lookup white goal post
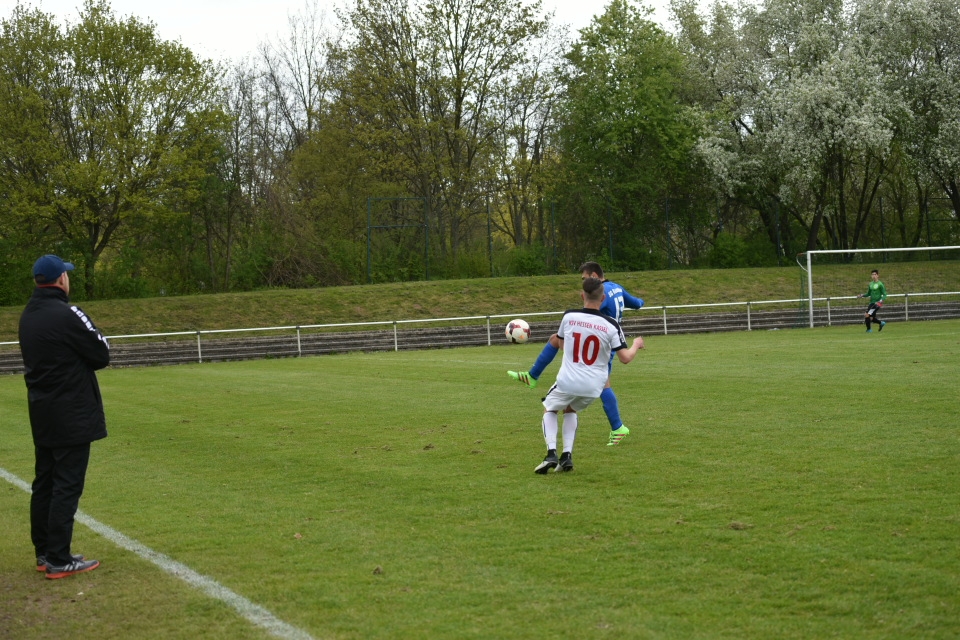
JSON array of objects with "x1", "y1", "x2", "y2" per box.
[{"x1": 799, "y1": 246, "x2": 960, "y2": 328}]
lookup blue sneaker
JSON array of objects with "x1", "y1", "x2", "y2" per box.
[
  {"x1": 866, "y1": 329, "x2": 872, "y2": 333},
  {"x1": 878, "y1": 321, "x2": 886, "y2": 332}
]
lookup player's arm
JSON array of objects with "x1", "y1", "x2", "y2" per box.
[
  {"x1": 616, "y1": 337, "x2": 644, "y2": 364},
  {"x1": 548, "y1": 333, "x2": 562, "y2": 349},
  {"x1": 622, "y1": 291, "x2": 644, "y2": 309},
  {"x1": 879, "y1": 283, "x2": 887, "y2": 302}
]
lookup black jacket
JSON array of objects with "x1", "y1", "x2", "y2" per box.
[{"x1": 18, "y1": 286, "x2": 111, "y2": 448}]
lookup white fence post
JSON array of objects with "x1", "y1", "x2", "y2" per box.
[
  {"x1": 807, "y1": 251, "x2": 814, "y2": 328},
  {"x1": 747, "y1": 302, "x2": 751, "y2": 331},
  {"x1": 196, "y1": 331, "x2": 202, "y2": 363}
]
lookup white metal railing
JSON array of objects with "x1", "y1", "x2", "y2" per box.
[
  {"x1": 813, "y1": 291, "x2": 960, "y2": 326},
  {"x1": 2, "y1": 292, "x2": 958, "y2": 363}
]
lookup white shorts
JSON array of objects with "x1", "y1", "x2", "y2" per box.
[{"x1": 542, "y1": 385, "x2": 598, "y2": 413}]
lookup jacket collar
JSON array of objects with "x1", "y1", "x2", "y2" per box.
[{"x1": 32, "y1": 286, "x2": 70, "y2": 303}]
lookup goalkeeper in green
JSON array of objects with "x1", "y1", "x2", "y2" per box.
[{"x1": 857, "y1": 269, "x2": 887, "y2": 332}]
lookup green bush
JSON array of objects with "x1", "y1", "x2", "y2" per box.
[
  {"x1": 709, "y1": 233, "x2": 749, "y2": 268},
  {"x1": 0, "y1": 241, "x2": 36, "y2": 306},
  {"x1": 432, "y1": 246, "x2": 492, "y2": 280},
  {"x1": 709, "y1": 232, "x2": 780, "y2": 269},
  {"x1": 500, "y1": 244, "x2": 551, "y2": 276}
]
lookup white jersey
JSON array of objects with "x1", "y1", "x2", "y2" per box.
[{"x1": 554, "y1": 308, "x2": 627, "y2": 398}]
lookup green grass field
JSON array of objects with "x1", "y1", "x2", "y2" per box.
[{"x1": 2, "y1": 320, "x2": 959, "y2": 639}]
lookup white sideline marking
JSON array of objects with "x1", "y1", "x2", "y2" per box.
[{"x1": 0, "y1": 466, "x2": 315, "y2": 640}]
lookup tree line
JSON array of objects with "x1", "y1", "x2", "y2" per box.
[{"x1": 1, "y1": 0, "x2": 958, "y2": 303}]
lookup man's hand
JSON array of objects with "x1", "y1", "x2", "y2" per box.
[{"x1": 617, "y1": 336, "x2": 645, "y2": 364}]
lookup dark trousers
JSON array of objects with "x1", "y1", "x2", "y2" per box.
[
  {"x1": 865, "y1": 302, "x2": 881, "y2": 329},
  {"x1": 31, "y1": 443, "x2": 91, "y2": 566}
]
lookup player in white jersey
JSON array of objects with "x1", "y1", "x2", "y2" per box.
[
  {"x1": 509, "y1": 261, "x2": 644, "y2": 446},
  {"x1": 534, "y1": 277, "x2": 645, "y2": 474}
]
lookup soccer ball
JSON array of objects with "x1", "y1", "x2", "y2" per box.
[{"x1": 505, "y1": 319, "x2": 531, "y2": 344}]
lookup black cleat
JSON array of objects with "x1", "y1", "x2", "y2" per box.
[
  {"x1": 534, "y1": 450, "x2": 559, "y2": 474},
  {"x1": 556, "y1": 452, "x2": 574, "y2": 473}
]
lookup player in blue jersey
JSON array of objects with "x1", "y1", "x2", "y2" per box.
[{"x1": 508, "y1": 261, "x2": 645, "y2": 446}]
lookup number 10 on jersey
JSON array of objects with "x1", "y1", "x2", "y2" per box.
[{"x1": 571, "y1": 332, "x2": 601, "y2": 365}]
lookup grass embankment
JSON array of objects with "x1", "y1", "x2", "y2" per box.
[
  {"x1": 0, "y1": 262, "x2": 956, "y2": 341},
  {"x1": 0, "y1": 267, "x2": 802, "y2": 341}
]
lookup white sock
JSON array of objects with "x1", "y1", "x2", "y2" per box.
[
  {"x1": 542, "y1": 412, "x2": 558, "y2": 450},
  {"x1": 562, "y1": 412, "x2": 578, "y2": 453}
]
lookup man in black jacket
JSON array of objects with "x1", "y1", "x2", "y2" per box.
[{"x1": 19, "y1": 255, "x2": 110, "y2": 579}]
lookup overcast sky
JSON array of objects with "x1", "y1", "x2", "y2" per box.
[{"x1": 4, "y1": 0, "x2": 676, "y2": 61}]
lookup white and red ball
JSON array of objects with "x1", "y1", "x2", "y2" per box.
[{"x1": 505, "y1": 318, "x2": 531, "y2": 344}]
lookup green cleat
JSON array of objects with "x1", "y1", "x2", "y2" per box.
[
  {"x1": 607, "y1": 425, "x2": 630, "y2": 446},
  {"x1": 507, "y1": 370, "x2": 538, "y2": 388}
]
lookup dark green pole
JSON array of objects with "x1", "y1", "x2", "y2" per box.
[
  {"x1": 608, "y1": 202, "x2": 613, "y2": 264},
  {"x1": 366, "y1": 198, "x2": 372, "y2": 283},
  {"x1": 551, "y1": 201, "x2": 557, "y2": 274},
  {"x1": 487, "y1": 197, "x2": 493, "y2": 277},
  {"x1": 880, "y1": 196, "x2": 887, "y2": 261},
  {"x1": 665, "y1": 198, "x2": 672, "y2": 270},
  {"x1": 775, "y1": 199, "x2": 782, "y2": 267},
  {"x1": 425, "y1": 197, "x2": 430, "y2": 280}
]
